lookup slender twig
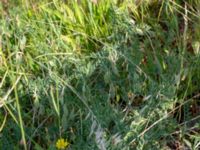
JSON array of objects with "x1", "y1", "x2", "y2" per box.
[{"x1": 129, "y1": 93, "x2": 200, "y2": 145}]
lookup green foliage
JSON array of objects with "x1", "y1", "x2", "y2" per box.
[{"x1": 0, "y1": 0, "x2": 200, "y2": 149}]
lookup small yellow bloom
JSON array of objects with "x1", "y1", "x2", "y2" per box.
[{"x1": 56, "y1": 138, "x2": 69, "y2": 149}]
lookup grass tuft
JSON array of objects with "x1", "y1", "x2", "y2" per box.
[{"x1": 0, "y1": 0, "x2": 200, "y2": 149}]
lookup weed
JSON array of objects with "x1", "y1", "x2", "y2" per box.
[{"x1": 0, "y1": 0, "x2": 200, "y2": 149}]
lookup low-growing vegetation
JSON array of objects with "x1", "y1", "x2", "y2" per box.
[{"x1": 0, "y1": 0, "x2": 200, "y2": 149}]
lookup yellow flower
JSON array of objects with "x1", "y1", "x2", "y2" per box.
[{"x1": 56, "y1": 138, "x2": 69, "y2": 149}]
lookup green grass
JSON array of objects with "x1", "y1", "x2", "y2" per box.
[{"x1": 0, "y1": 0, "x2": 200, "y2": 149}]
